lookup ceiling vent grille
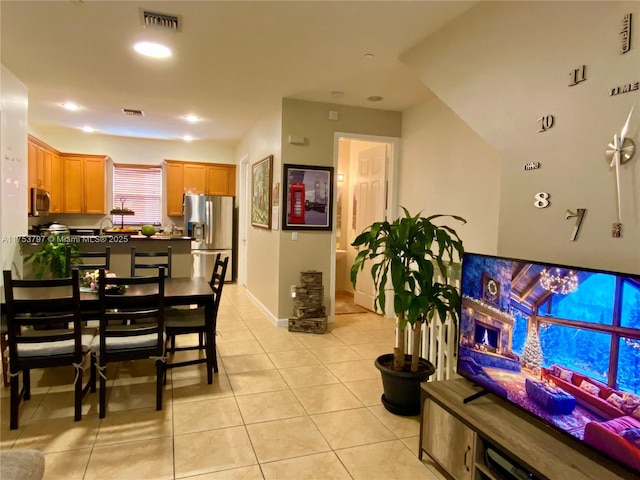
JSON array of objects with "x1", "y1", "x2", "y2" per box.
[
  {"x1": 141, "y1": 10, "x2": 181, "y2": 32},
  {"x1": 122, "y1": 108, "x2": 145, "y2": 117}
]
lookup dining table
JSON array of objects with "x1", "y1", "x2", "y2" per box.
[{"x1": 1, "y1": 276, "x2": 217, "y2": 386}]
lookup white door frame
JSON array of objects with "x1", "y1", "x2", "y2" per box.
[
  {"x1": 331, "y1": 132, "x2": 400, "y2": 319},
  {"x1": 238, "y1": 154, "x2": 250, "y2": 286}
]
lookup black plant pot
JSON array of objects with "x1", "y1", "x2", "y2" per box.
[{"x1": 375, "y1": 353, "x2": 435, "y2": 416}]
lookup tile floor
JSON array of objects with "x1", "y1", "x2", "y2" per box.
[{"x1": 0, "y1": 284, "x2": 445, "y2": 480}]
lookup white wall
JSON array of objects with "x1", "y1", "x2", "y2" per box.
[
  {"x1": 401, "y1": 1, "x2": 640, "y2": 273},
  {"x1": 400, "y1": 98, "x2": 501, "y2": 255},
  {"x1": 277, "y1": 98, "x2": 403, "y2": 320},
  {"x1": 234, "y1": 106, "x2": 283, "y2": 319},
  {"x1": 30, "y1": 125, "x2": 236, "y2": 166},
  {"x1": 0, "y1": 65, "x2": 29, "y2": 280}
]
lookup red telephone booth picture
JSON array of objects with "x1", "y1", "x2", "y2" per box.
[{"x1": 288, "y1": 181, "x2": 305, "y2": 224}]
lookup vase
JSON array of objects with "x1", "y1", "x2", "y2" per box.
[{"x1": 375, "y1": 353, "x2": 435, "y2": 416}]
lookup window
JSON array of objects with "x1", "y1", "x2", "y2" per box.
[
  {"x1": 112, "y1": 164, "x2": 162, "y2": 225},
  {"x1": 543, "y1": 273, "x2": 616, "y2": 325},
  {"x1": 538, "y1": 323, "x2": 610, "y2": 383}
]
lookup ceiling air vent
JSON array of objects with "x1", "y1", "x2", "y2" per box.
[
  {"x1": 122, "y1": 108, "x2": 145, "y2": 117},
  {"x1": 140, "y1": 10, "x2": 181, "y2": 32}
]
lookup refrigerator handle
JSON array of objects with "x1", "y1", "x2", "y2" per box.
[{"x1": 206, "y1": 199, "x2": 213, "y2": 245}]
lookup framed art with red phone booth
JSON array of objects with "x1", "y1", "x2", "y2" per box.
[{"x1": 282, "y1": 164, "x2": 333, "y2": 231}]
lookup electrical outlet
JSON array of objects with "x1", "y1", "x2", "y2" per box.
[{"x1": 291, "y1": 285, "x2": 297, "y2": 298}]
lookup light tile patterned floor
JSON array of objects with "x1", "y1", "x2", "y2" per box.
[{"x1": 0, "y1": 284, "x2": 445, "y2": 480}]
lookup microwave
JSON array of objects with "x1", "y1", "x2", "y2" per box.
[{"x1": 30, "y1": 188, "x2": 50, "y2": 216}]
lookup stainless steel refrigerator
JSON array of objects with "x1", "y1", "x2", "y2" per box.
[{"x1": 184, "y1": 194, "x2": 234, "y2": 282}]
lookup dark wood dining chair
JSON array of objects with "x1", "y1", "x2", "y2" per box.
[
  {"x1": 2, "y1": 269, "x2": 94, "y2": 430},
  {"x1": 65, "y1": 245, "x2": 111, "y2": 277},
  {"x1": 130, "y1": 246, "x2": 172, "y2": 278},
  {"x1": 164, "y1": 254, "x2": 228, "y2": 374},
  {"x1": 90, "y1": 268, "x2": 166, "y2": 418}
]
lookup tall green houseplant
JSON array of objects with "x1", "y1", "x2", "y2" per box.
[{"x1": 351, "y1": 208, "x2": 465, "y2": 373}]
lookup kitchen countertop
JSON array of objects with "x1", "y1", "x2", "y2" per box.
[{"x1": 19, "y1": 234, "x2": 192, "y2": 243}]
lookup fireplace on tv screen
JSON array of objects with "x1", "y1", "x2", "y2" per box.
[{"x1": 457, "y1": 252, "x2": 640, "y2": 475}]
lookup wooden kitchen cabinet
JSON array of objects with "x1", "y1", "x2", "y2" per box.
[
  {"x1": 49, "y1": 152, "x2": 63, "y2": 213},
  {"x1": 166, "y1": 161, "x2": 184, "y2": 216},
  {"x1": 165, "y1": 160, "x2": 236, "y2": 216},
  {"x1": 183, "y1": 163, "x2": 207, "y2": 194},
  {"x1": 28, "y1": 135, "x2": 57, "y2": 212},
  {"x1": 62, "y1": 154, "x2": 106, "y2": 214},
  {"x1": 206, "y1": 164, "x2": 236, "y2": 196}
]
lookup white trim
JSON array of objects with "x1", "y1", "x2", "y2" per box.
[
  {"x1": 331, "y1": 132, "x2": 400, "y2": 319},
  {"x1": 245, "y1": 287, "x2": 283, "y2": 326},
  {"x1": 238, "y1": 154, "x2": 250, "y2": 286}
]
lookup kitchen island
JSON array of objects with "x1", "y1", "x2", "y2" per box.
[{"x1": 20, "y1": 234, "x2": 193, "y2": 278}]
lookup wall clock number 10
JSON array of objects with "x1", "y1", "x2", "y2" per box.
[
  {"x1": 534, "y1": 192, "x2": 550, "y2": 208},
  {"x1": 537, "y1": 115, "x2": 555, "y2": 133}
]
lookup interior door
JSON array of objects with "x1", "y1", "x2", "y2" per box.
[{"x1": 353, "y1": 144, "x2": 387, "y2": 312}]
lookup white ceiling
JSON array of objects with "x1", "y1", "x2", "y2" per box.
[{"x1": 1, "y1": 1, "x2": 477, "y2": 143}]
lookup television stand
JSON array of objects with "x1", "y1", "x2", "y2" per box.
[
  {"x1": 463, "y1": 388, "x2": 490, "y2": 404},
  {"x1": 419, "y1": 379, "x2": 637, "y2": 480}
]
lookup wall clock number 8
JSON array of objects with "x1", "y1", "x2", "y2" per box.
[
  {"x1": 604, "y1": 100, "x2": 636, "y2": 238},
  {"x1": 534, "y1": 192, "x2": 550, "y2": 208}
]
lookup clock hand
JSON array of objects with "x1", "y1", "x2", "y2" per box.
[
  {"x1": 610, "y1": 100, "x2": 636, "y2": 167},
  {"x1": 620, "y1": 99, "x2": 636, "y2": 144},
  {"x1": 613, "y1": 134, "x2": 622, "y2": 223}
]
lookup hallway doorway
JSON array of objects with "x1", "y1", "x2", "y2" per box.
[{"x1": 332, "y1": 133, "x2": 398, "y2": 317}]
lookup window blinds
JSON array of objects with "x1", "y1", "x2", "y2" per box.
[{"x1": 112, "y1": 165, "x2": 162, "y2": 225}]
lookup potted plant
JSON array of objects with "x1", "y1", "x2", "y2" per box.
[
  {"x1": 23, "y1": 235, "x2": 79, "y2": 279},
  {"x1": 350, "y1": 207, "x2": 465, "y2": 415}
]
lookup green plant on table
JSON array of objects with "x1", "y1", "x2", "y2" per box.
[
  {"x1": 23, "y1": 235, "x2": 79, "y2": 279},
  {"x1": 350, "y1": 207, "x2": 465, "y2": 373}
]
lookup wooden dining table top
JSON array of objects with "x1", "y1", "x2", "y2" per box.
[{"x1": 1, "y1": 276, "x2": 213, "y2": 307}]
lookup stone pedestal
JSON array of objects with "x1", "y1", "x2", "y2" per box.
[{"x1": 288, "y1": 270, "x2": 327, "y2": 334}]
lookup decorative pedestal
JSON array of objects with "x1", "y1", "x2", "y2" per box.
[{"x1": 288, "y1": 270, "x2": 327, "y2": 334}]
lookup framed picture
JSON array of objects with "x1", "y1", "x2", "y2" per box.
[
  {"x1": 251, "y1": 155, "x2": 273, "y2": 229},
  {"x1": 282, "y1": 164, "x2": 334, "y2": 231}
]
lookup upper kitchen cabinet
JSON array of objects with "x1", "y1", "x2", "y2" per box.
[
  {"x1": 183, "y1": 163, "x2": 207, "y2": 194},
  {"x1": 62, "y1": 154, "x2": 107, "y2": 214},
  {"x1": 165, "y1": 160, "x2": 236, "y2": 216},
  {"x1": 166, "y1": 161, "x2": 184, "y2": 216},
  {"x1": 27, "y1": 135, "x2": 60, "y2": 212},
  {"x1": 49, "y1": 152, "x2": 63, "y2": 213},
  {"x1": 206, "y1": 164, "x2": 236, "y2": 196}
]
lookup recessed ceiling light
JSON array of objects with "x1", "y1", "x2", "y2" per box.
[
  {"x1": 363, "y1": 53, "x2": 375, "y2": 59},
  {"x1": 133, "y1": 41, "x2": 171, "y2": 58},
  {"x1": 182, "y1": 135, "x2": 193, "y2": 142},
  {"x1": 185, "y1": 114, "x2": 199, "y2": 123},
  {"x1": 81, "y1": 126, "x2": 94, "y2": 133},
  {"x1": 61, "y1": 102, "x2": 80, "y2": 111},
  {"x1": 367, "y1": 96, "x2": 383, "y2": 102},
  {"x1": 331, "y1": 91, "x2": 344, "y2": 98}
]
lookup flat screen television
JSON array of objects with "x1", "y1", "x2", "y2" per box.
[{"x1": 456, "y1": 252, "x2": 640, "y2": 474}]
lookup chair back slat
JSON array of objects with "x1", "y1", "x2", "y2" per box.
[
  {"x1": 98, "y1": 268, "x2": 165, "y2": 359},
  {"x1": 65, "y1": 246, "x2": 111, "y2": 276},
  {"x1": 130, "y1": 246, "x2": 172, "y2": 278},
  {"x1": 2, "y1": 270, "x2": 83, "y2": 362}
]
